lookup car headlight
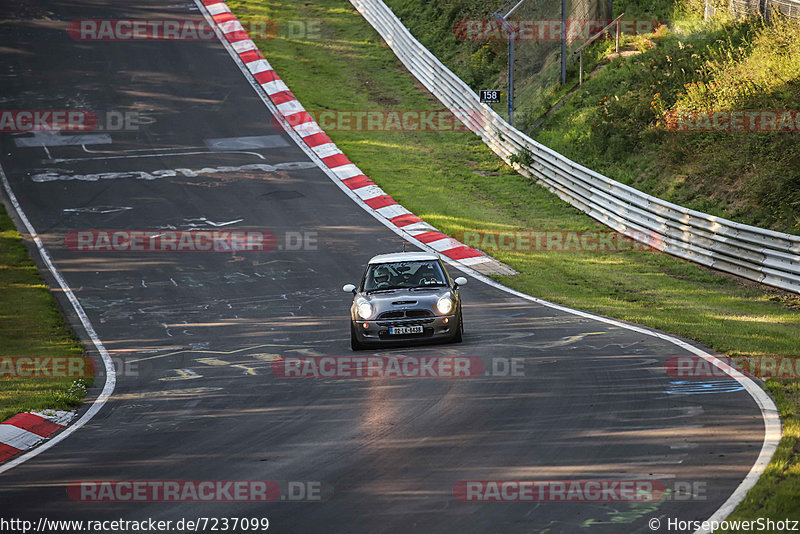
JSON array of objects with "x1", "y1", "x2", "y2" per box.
[
  {"x1": 436, "y1": 296, "x2": 453, "y2": 315},
  {"x1": 356, "y1": 300, "x2": 374, "y2": 320}
]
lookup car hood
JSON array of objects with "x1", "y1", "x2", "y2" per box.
[{"x1": 359, "y1": 287, "x2": 452, "y2": 311}]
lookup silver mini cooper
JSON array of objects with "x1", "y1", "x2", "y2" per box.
[{"x1": 343, "y1": 252, "x2": 467, "y2": 350}]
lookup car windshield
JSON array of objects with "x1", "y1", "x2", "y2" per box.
[{"x1": 363, "y1": 260, "x2": 447, "y2": 292}]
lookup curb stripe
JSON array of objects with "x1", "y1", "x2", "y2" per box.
[
  {"x1": 342, "y1": 175, "x2": 373, "y2": 189},
  {"x1": 262, "y1": 80, "x2": 290, "y2": 95},
  {"x1": 426, "y1": 237, "x2": 461, "y2": 252},
  {"x1": 330, "y1": 164, "x2": 363, "y2": 180},
  {"x1": 302, "y1": 132, "x2": 333, "y2": 147},
  {"x1": 439, "y1": 246, "x2": 484, "y2": 260},
  {"x1": 310, "y1": 143, "x2": 341, "y2": 159},
  {"x1": 401, "y1": 223, "x2": 437, "y2": 236},
  {"x1": 218, "y1": 20, "x2": 244, "y2": 34},
  {"x1": 212, "y1": 12, "x2": 236, "y2": 23},
  {"x1": 271, "y1": 91, "x2": 299, "y2": 106},
  {"x1": 321, "y1": 153, "x2": 351, "y2": 168},
  {"x1": 277, "y1": 100, "x2": 305, "y2": 115},
  {"x1": 284, "y1": 111, "x2": 314, "y2": 127},
  {"x1": 0, "y1": 425, "x2": 51, "y2": 451},
  {"x1": 352, "y1": 185, "x2": 385, "y2": 200},
  {"x1": 253, "y1": 70, "x2": 280, "y2": 85},
  {"x1": 206, "y1": 3, "x2": 230, "y2": 15},
  {"x1": 246, "y1": 59, "x2": 272, "y2": 74},
  {"x1": 231, "y1": 40, "x2": 257, "y2": 53},
  {"x1": 0, "y1": 444, "x2": 22, "y2": 463},
  {"x1": 3, "y1": 413, "x2": 64, "y2": 438},
  {"x1": 364, "y1": 195, "x2": 396, "y2": 210},
  {"x1": 295, "y1": 122, "x2": 325, "y2": 137},
  {"x1": 238, "y1": 49, "x2": 264, "y2": 64},
  {"x1": 390, "y1": 214, "x2": 424, "y2": 227},
  {"x1": 414, "y1": 231, "x2": 448, "y2": 244},
  {"x1": 0, "y1": 411, "x2": 74, "y2": 464},
  {"x1": 375, "y1": 204, "x2": 411, "y2": 219}
]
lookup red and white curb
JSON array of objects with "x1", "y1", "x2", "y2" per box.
[
  {"x1": 0, "y1": 411, "x2": 75, "y2": 463},
  {"x1": 200, "y1": 0, "x2": 514, "y2": 276}
]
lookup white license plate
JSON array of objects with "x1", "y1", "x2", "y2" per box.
[{"x1": 389, "y1": 325, "x2": 423, "y2": 335}]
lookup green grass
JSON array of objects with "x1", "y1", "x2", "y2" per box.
[
  {"x1": 229, "y1": 0, "x2": 800, "y2": 521},
  {"x1": 721, "y1": 380, "x2": 800, "y2": 528},
  {"x1": 534, "y1": 10, "x2": 800, "y2": 234},
  {"x1": 0, "y1": 203, "x2": 90, "y2": 421}
]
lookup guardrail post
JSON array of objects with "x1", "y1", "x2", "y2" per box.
[
  {"x1": 579, "y1": 50, "x2": 583, "y2": 85},
  {"x1": 508, "y1": 34, "x2": 514, "y2": 125}
]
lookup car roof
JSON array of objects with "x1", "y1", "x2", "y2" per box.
[{"x1": 368, "y1": 252, "x2": 440, "y2": 265}]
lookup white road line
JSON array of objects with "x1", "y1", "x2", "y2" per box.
[
  {"x1": 49, "y1": 150, "x2": 266, "y2": 163},
  {"x1": 0, "y1": 164, "x2": 117, "y2": 475}
]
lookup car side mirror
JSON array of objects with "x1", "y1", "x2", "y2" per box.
[
  {"x1": 343, "y1": 284, "x2": 357, "y2": 294},
  {"x1": 454, "y1": 277, "x2": 467, "y2": 288}
]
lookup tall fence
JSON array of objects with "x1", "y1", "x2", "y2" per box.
[
  {"x1": 707, "y1": 0, "x2": 800, "y2": 20},
  {"x1": 495, "y1": 0, "x2": 608, "y2": 127},
  {"x1": 350, "y1": 0, "x2": 800, "y2": 294}
]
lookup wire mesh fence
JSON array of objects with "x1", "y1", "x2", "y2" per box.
[
  {"x1": 709, "y1": 0, "x2": 800, "y2": 20},
  {"x1": 488, "y1": 0, "x2": 609, "y2": 129}
]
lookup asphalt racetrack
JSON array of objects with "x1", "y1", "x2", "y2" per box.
[{"x1": 0, "y1": 1, "x2": 768, "y2": 532}]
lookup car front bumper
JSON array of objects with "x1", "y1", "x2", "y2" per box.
[{"x1": 352, "y1": 315, "x2": 457, "y2": 344}]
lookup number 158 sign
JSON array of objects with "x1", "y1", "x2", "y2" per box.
[{"x1": 479, "y1": 90, "x2": 501, "y2": 104}]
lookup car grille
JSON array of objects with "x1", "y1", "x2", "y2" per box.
[
  {"x1": 377, "y1": 310, "x2": 434, "y2": 320},
  {"x1": 377, "y1": 319, "x2": 435, "y2": 326}
]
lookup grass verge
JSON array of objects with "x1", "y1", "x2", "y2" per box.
[
  {"x1": 0, "y1": 202, "x2": 91, "y2": 422},
  {"x1": 229, "y1": 0, "x2": 799, "y2": 521}
]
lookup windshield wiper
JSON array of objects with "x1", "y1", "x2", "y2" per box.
[{"x1": 365, "y1": 286, "x2": 405, "y2": 293}]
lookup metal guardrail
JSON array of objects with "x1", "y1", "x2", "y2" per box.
[{"x1": 350, "y1": 0, "x2": 800, "y2": 294}]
